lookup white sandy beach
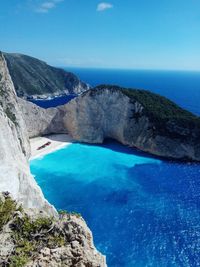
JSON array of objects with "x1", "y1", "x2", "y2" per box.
[{"x1": 30, "y1": 134, "x2": 73, "y2": 160}]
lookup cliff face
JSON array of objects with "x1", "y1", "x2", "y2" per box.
[
  {"x1": 20, "y1": 86, "x2": 200, "y2": 161},
  {"x1": 61, "y1": 86, "x2": 200, "y2": 161},
  {"x1": 3, "y1": 52, "x2": 90, "y2": 99},
  {"x1": 0, "y1": 52, "x2": 56, "y2": 215},
  {"x1": 18, "y1": 98, "x2": 66, "y2": 138},
  {"x1": 0, "y1": 53, "x2": 106, "y2": 267}
]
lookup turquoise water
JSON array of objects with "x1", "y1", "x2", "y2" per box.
[{"x1": 30, "y1": 142, "x2": 200, "y2": 267}]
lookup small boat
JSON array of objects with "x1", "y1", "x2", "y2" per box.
[{"x1": 37, "y1": 141, "x2": 51, "y2": 150}]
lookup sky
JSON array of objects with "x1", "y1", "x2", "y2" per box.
[{"x1": 0, "y1": 0, "x2": 200, "y2": 70}]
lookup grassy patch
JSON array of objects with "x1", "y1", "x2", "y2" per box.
[
  {"x1": 0, "y1": 196, "x2": 84, "y2": 267},
  {"x1": 0, "y1": 195, "x2": 18, "y2": 230},
  {"x1": 58, "y1": 209, "x2": 81, "y2": 218}
]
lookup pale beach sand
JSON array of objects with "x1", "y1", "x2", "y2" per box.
[{"x1": 30, "y1": 134, "x2": 73, "y2": 160}]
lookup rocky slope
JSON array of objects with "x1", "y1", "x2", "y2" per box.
[
  {"x1": 20, "y1": 85, "x2": 200, "y2": 161},
  {"x1": 0, "y1": 53, "x2": 106, "y2": 266},
  {"x1": 3, "y1": 52, "x2": 90, "y2": 99},
  {"x1": 0, "y1": 194, "x2": 106, "y2": 267}
]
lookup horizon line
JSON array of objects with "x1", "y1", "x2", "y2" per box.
[{"x1": 55, "y1": 65, "x2": 200, "y2": 73}]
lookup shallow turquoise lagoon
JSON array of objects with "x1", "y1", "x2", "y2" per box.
[{"x1": 30, "y1": 142, "x2": 200, "y2": 267}]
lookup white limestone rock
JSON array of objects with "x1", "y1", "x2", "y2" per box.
[{"x1": 0, "y1": 52, "x2": 56, "y2": 216}]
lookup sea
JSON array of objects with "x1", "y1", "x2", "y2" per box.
[
  {"x1": 30, "y1": 69, "x2": 200, "y2": 267},
  {"x1": 33, "y1": 68, "x2": 200, "y2": 116}
]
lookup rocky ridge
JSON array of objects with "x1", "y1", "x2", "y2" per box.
[{"x1": 3, "y1": 52, "x2": 90, "y2": 99}]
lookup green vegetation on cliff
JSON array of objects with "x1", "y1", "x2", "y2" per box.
[
  {"x1": 3, "y1": 52, "x2": 89, "y2": 97},
  {"x1": 0, "y1": 195, "x2": 81, "y2": 267},
  {"x1": 95, "y1": 85, "x2": 200, "y2": 138}
]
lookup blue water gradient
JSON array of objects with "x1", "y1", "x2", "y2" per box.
[
  {"x1": 30, "y1": 142, "x2": 200, "y2": 267},
  {"x1": 31, "y1": 69, "x2": 200, "y2": 115},
  {"x1": 66, "y1": 68, "x2": 200, "y2": 116}
]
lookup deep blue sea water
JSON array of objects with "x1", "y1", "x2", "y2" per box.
[
  {"x1": 30, "y1": 142, "x2": 200, "y2": 267},
  {"x1": 32, "y1": 69, "x2": 200, "y2": 115},
  {"x1": 29, "y1": 94, "x2": 76, "y2": 108}
]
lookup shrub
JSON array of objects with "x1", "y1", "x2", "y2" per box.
[{"x1": 0, "y1": 196, "x2": 17, "y2": 230}]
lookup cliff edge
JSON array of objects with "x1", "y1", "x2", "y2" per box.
[
  {"x1": 61, "y1": 86, "x2": 200, "y2": 161},
  {"x1": 20, "y1": 85, "x2": 200, "y2": 161},
  {"x1": 0, "y1": 53, "x2": 106, "y2": 266},
  {"x1": 0, "y1": 52, "x2": 55, "y2": 215}
]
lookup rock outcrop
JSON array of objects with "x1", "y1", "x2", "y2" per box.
[
  {"x1": 61, "y1": 86, "x2": 200, "y2": 161},
  {"x1": 20, "y1": 85, "x2": 200, "y2": 161},
  {"x1": 3, "y1": 52, "x2": 90, "y2": 99},
  {"x1": 18, "y1": 98, "x2": 66, "y2": 138},
  {"x1": 0, "y1": 195, "x2": 106, "y2": 267},
  {"x1": 25, "y1": 215, "x2": 106, "y2": 267}
]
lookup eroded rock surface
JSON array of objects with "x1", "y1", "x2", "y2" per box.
[
  {"x1": 0, "y1": 195, "x2": 106, "y2": 267},
  {"x1": 20, "y1": 85, "x2": 200, "y2": 161},
  {"x1": 0, "y1": 52, "x2": 106, "y2": 267},
  {"x1": 0, "y1": 53, "x2": 55, "y2": 215},
  {"x1": 59, "y1": 87, "x2": 200, "y2": 161}
]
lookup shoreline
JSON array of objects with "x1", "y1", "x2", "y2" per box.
[{"x1": 30, "y1": 134, "x2": 73, "y2": 160}]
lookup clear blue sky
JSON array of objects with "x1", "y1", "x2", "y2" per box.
[{"x1": 1, "y1": 0, "x2": 200, "y2": 70}]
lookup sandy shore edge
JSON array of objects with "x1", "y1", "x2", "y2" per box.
[{"x1": 30, "y1": 134, "x2": 73, "y2": 160}]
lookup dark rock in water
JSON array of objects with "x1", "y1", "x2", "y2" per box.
[{"x1": 3, "y1": 52, "x2": 90, "y2": 99}]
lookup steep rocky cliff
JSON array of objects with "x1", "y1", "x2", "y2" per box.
[
  {"x1": 0, "y1": 53, "x2": 106, "y2": 266},
  {"x1": 3, "y1": 52, "x2": 90, "y2": 99},
  {"x1": 0, "y1": 52, "x2": 55, "y2": 215},
  {"x1": 20, "y1": 85, "x2": 200, "y2": 161},
  {"x1": 61, "y1": 86, "x2": 200, "y2": 161},
  {"x1": 18, "y1": 98, "x2": 66, "y2": 138}
]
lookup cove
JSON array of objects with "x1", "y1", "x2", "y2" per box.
[{"x1": 30, "y1": 141, "x2": 200, "y2": 267}]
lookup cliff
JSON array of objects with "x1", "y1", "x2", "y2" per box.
[
  {"x1": 20, "y1": 85, "x2": 200, "y2": 161},
  {"x1": 3, "y1": 52, "x2": 90, "y2": 99},
  {"x1": 0, "y1": 194, "x2": 106, "y2": 266},
  {"x1": 18, "y1": 98, "x2": 66, "y2": 138},
  {"x1": 61, "y1": 86, "x2": 200, "y2": 161},
  {"x1": 0, "y1": 53, "x2": 106, "y2": 266},
  {"x1": 0, "y1": 52, "x2": 55, "y2": 215}
]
